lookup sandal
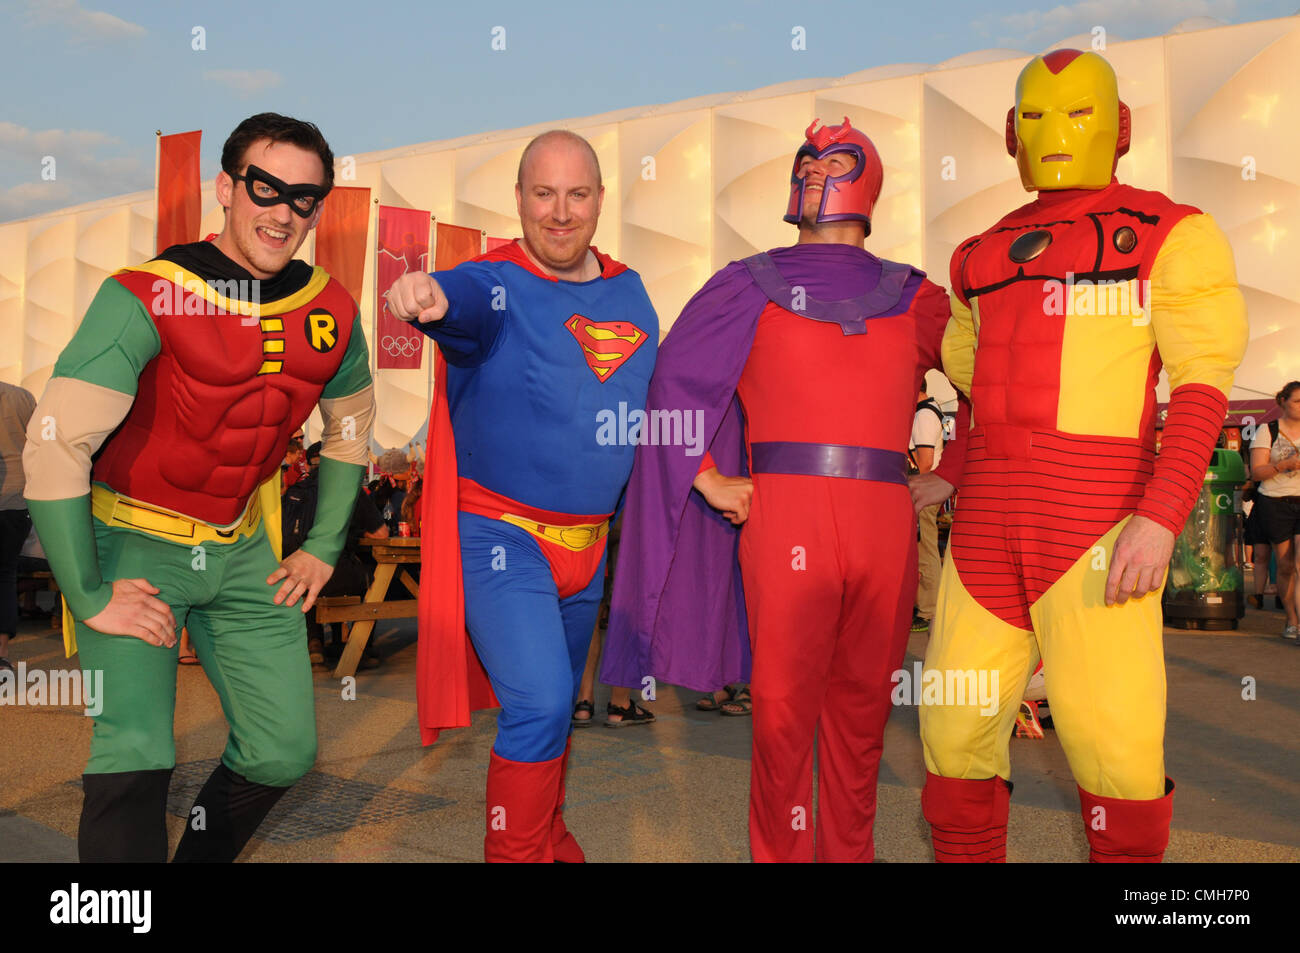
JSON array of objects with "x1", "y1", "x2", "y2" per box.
[
  {"x1": 719, "y1": 685, "x2": 752, "y2": 717},
  {"x1": 697, "y1": 683, "x2": 742, "y2": 711},
  {"x1": 605, "y1": 699, "x2": 655, "y2": 728},
  {"x1": 572, "y1": 699, "x2": 595, "y2": 727}
]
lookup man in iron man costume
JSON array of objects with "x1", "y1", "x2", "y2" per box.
[
  {"x1": 603, "y1": 118, "x2": 968, "y2": 861},
  {"x1": 23, "y1": 113, "x2": 375, "y2": 862},
  {"x1": 911, "y1": 50, "x2": 1247, "y2": 862}
]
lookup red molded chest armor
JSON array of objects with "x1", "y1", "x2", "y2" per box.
[
  {"x1": 950, "y1": 183, "x2": 1196, "y2": 431},
  {"x1": 94, "y1": 265, "x2": 357, "y2": 525}
]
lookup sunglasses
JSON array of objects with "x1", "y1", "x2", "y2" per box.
[{"x1": 229, "y1": 164, "x2": 328, "y2": 217}]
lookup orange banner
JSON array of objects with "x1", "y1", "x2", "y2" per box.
[
  {"x1": 435, "y1": 222, "x2": 483, "y2": 270},
  {"x1": 315, "y1": 186, "x2": 371, "y2": 304},
  {"x1": 155, "y1": 130, "x2": 201, "y2": 254}
]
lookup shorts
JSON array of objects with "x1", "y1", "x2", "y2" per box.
[{"x1": 1253, "y1": 492, "x2": 1300, "y2": 546}]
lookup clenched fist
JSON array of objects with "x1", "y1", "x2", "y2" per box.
[{"x1": 385, "y1": 272, "x2": 449, "y2": 323}]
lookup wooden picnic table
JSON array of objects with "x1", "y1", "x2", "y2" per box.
[{"x1": 319, "y1": 536, "x2": 421, "y2": 679}]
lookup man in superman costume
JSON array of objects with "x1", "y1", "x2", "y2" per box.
[
  {"x1": 23, "y1": 114, "x2": 375, "y2": 862},
  {"x1": 601, "y1": 118, "x2": 969, "y2": 862},
  {"x1": 387, "y1": 130, "x2": 657, "y2": 862},
  {"x1": 911, "y1": 50, "x2": 1247, "y2": 862}
]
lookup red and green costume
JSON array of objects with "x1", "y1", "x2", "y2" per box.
[{"x1": 24, "y1": 241, "x2": 374, "y2": 862}]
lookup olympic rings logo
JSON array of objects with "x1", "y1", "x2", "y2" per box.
[{"x1": 381, "y1": 335, "x2": 422, "y2": 358}]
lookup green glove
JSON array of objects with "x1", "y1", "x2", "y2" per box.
[
  {"x1": 298, "y1": 457, "x2": 364, "y2": 569},
  {"x1": 26, "y1": 496, "x2": 113, "y2": 620}
]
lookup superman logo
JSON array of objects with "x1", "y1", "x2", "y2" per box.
[{"x1": 565, "y1": 313, "x2": 648, "y2": 381}]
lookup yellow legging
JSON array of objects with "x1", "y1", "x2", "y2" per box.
[{"x1": 920, "y1": 517, "x2": 1167, "y2": 800}]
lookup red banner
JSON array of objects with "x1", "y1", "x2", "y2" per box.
[
  {"x1": 485, "y1": 235, "x2": 513, "y2": 253},
  {"x1": 156, "y1": 130, "x2": 201, "y2": 254},
  {"x1": 375, "y1": 206, "x2": 432, "y2": 370},
  {"x1": 315, "y1": 186, "x2": 371, "y2": 305},
  {"x1": 435, "y1": 222, "x2": 484, "y2": 270}
]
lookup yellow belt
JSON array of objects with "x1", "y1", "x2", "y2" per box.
[
  {"x1": 90, "y1": 484, "x2": 262, "y2": 545},
  {"x1": 496, "y1": 513, "x2": 609, "y2": 552}
]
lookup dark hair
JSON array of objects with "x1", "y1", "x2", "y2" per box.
[
  {"x1": 306, "y1": 441, "x2": 323, "y2": 461},
  {"x1": 919, "y1": 378, "x2": 928, "y2": 394},
  {"x1": 222, "y1": 113, "x2": 334, "y2": 192},
  {"x1": 1278, "y1": 381, "x2": 1300, "y2": 406}
]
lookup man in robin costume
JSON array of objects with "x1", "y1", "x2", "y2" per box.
[
  {"x1": 911, "y1": 50, "x2": 1248, "y2": 862},
  {"x1": 386, "y1": 130, "x2": 657, "y2": 862},
  {"x1": 23, "y1": 113, "x2": 375, "y2": 862},
  {"x1": 601, "y1": 117, "x2": 968, "y2": 862}
]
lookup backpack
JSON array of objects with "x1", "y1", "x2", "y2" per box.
[
  {"x1": 908, "y1": 399, "x2": 945, "y2": 472},
  {"x1": 281, "y1": 474, "x2": 319, "y2": 558}
]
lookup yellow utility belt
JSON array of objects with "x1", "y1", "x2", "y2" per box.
[
  {"x1": 90, "y1": 484, "x2": 262, "y2": 545},
  {"x1": 496, "y1": 513, "x2": 609, "y2": 552}
]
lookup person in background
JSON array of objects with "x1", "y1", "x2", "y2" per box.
[
  {"x1": 281, "y1": 430, "x2": 308, "y2": 494},
  {"x1": 285, "y1": 441, "x2": 389, "y2": 665},
  {"x1": 572, "y1": 520, "x2": 656, "y2": 727},
  {"x1": 910, "y1": 378, "x2": 946, "y2": 633},
  {"x1": 0, "y1": 380, "x2": 36, "y2": 673},
  {"x1": 1249, "y1": 381, "x2": 1300, "y2": 640},
  {"x1": 1241, "y1": 478, "x2": 1274, "y2": 611}
]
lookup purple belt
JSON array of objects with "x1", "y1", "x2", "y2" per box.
[{"x1": 749, "y1": 441, "x2": 907, "y2": 485}]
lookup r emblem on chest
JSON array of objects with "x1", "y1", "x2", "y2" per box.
[
  {"x1": 1008, "y1": 229, "x2": 1052, "y2": 263},
  {"x1": 306, "y1": 309, "x2": 338, "y2": 353}
]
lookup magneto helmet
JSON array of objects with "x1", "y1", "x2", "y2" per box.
[
  {"x1": 784, "y1": 117, "x2": 884, "y2": 232},
  {"x1": 1006, "y1": 49, "x2": 1131, "y2": 191}
]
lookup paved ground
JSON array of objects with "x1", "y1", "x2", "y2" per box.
[{"x1": 2, "y1": 596, "x2": 1297, "y2": 863}]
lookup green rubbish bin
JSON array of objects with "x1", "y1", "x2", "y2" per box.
[{"x1": 1163, "y1": 447, "x2": 1247, "y2": 630}]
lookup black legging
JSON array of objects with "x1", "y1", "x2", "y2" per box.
[{"x1": 0, "y1": 509, "x2": 31, "y2": 637}]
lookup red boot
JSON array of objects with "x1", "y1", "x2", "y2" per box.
[
  {"x1": 551, "y1": 738, "x2": 585, "y2": 863},
  {"x1": 484, "y1": 750, "x2": 563, "y2": 863},
  {"x1": 1078, "y1": 778, "x2": 1174, "y2": 863},
  {"x1": 922, "y1": 772, "x2": 1011, "y2": 863}
]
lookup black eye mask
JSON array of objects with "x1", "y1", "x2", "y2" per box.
[{"x1": 229, "y1": 164, "x2": 328, "y2": 217}]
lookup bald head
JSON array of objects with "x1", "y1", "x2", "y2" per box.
[{"x1": 517, "y1": 130, "x2": 602, "y2": 190}]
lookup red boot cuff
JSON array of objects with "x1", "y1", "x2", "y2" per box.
[
  {"x1": 922, "y1": 772, "x2": 1011, "y2": 863},
  {"x1": 1078, "y1": 778, "x2": 1174, "y2": 863},
  {"x1": 485, "y1": 750, "x2": 564, "y2": 863}
]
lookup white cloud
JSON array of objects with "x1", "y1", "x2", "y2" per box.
[
  {"x1": 22, "y1": 0, "x2": 146, "y2": 41},
  {"x1": 0, "y1": 121, "x2": 117, "y2": 158},
  {"x1": 0, "y1": 122, "x2": 147, "y2": 223},
  {"x1": 204, "y1": 69, "x2": 284, "y2": 97},
  {"x1": 0, "y1": 181, "x2": 72, "y2": 222},
  {"x1": 972, "y1": 0, "x2": 1236, "y2": 48}
]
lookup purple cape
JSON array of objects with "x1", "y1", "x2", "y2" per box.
[{"x1": 600, "y1": 244, "x2": 925, "y2": 693}]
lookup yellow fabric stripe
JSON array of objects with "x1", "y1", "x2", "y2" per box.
[
  {"x1": 117, "y1": 261, "x2": 331, "y2": 317},
  {"x1": 263, "y1": 339, "x2": 285, "y2": 353},
  {"x1": 940, "y1": 292, "x2": 977, "y2": 399},
  {"x1": 258, "y1": 360, "x2": 283, "y2": 375}
]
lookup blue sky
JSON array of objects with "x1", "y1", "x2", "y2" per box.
[{"x1": 1, "y1": 0, "x2": 1293, "y2": 222}]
